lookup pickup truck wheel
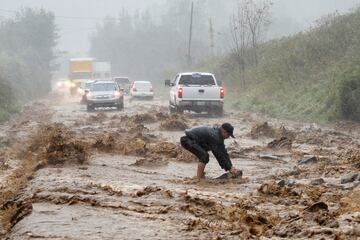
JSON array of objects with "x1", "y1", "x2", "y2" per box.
[
  {"x1": 169, "y1": 105, "x2": 176, "y2": 114},
  {"x1": 117, "y1": 103, "x2": 124, "y2": 111},
  {"x1": 118, "y1": 99, "x2": 124, "y2": 110},
  {"x1": 87, "y1": 105, "x2": 94, "y2": 112},
  {"x1": 80, "y1": 96, "x2": 86, "y2": 104},
  {"x1": 176, "y1": 107, "x2": 183, "y2": 114}
]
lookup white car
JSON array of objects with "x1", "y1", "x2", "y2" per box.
[
  {"x1": 113, "y1": 76, "x2": 131, "y2": 94},
  {"x1": 130, "y1": 81, "x2": 154, "y2": 99}
]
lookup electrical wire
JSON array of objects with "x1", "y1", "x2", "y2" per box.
[{"x1": 0, "y1": 8, "x2": 106, "y2": 21}]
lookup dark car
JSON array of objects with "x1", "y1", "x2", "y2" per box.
[{"x1": 113, "y1": 76, "x2": 131, "y2": 94}]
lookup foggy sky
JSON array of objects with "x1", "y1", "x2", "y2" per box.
[
  {"x1": 0, "y1": 0, "x2": 162, "y2": 56},
  {"x1": 1, "y1": 0, "x2": 359, "y2": 56}
]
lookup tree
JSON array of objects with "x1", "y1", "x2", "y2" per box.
[
  {"x1": 0, "y1": 7, "x2": 57, "y2": 101},
  {"x1": 90, "y1": 1, "x2": 211, "y2": 81},
  {"x1": 229, "y1": 0, "x2": 272, "y2": 89},
  {"x1": 230, "y1": 1, "x2": 250, "y2": 89},
  {"x1": 244, "y1": 0, "x2": 272, "y2": 65}
]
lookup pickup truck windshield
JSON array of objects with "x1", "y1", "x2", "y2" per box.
[
  {"x1": 178, "y1": 75, "x2": 215, "y2": 86},
  {"x1": 91, "y1": 83, "x2": 118, "y2": 91},
  {"x1": 114, "y1": 78, "x2": 130, "y2": 84}
]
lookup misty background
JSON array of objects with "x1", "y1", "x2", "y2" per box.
[
  {"x1": 1, "y1": 0, "x2": 358, "y2": 55},
  {"x1": 1, "y1": 0, "x2": 360, "y2": 122},
  {"x1": 1, "y1": 0, "x2": 360, "y2": 81}
]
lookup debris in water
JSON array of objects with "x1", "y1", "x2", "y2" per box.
[
  {"x1": 267, "y1": 137, "x2": 292, "y2": 149},
  {"x1": 298, "y1": 156, "x2": 318, "y2": 165}
]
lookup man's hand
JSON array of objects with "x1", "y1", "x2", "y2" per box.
[{"x1": 229, "y1": 167, "x2": 242, "y2": 178}]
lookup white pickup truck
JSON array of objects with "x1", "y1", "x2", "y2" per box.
[{"x1": 165, "y1": 72, "x2": 224, "y2": 116}]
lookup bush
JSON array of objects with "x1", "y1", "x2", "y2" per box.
[
  {"x1": 337, "y1": 68, "x2": 360, "y2": 121},
  {"x1": 0, "y1": 80, "x2": 17, "y2": 122},
  {"x1": 201, "y1": 7, "x2": 360, "y2": 123},
  {"x1": 0, "y1": 8, "x2": 57, "y2": 122}
]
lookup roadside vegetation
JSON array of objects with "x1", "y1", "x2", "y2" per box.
[
  {"x1": 0, "y1": 8, "x2": 57, "y2": 122},
  {"x1": 201, "y1": 7, "x2": 360, "y2": 122},
  {"x1": 90, "y1": 0, "x2": 359, "y2": 123}
]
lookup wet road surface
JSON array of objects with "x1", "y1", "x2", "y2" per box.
[{"x1": 1, "y1": 92, "x2": 360, "y2": 239}]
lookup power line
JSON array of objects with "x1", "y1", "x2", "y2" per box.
[
  {"x1": 187, "y1": 2, "x2": 194, "y2": 68},
  {"x1": 0, "y1": 8, "x2": 106, "y2": 21},
  {"x1": 0, "y1": 9, "x2": 13, "y2": 13},
  {"x1": 0, "y1": 8, "x2": 186, "y2": 22}
]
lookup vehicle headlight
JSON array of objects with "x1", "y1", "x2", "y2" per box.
[
  {"x1": 113, "y1": 91, "x2": 121, "y2": 98},
  {"x1": 57, "y1": 82, "x2": 62, "y2": 87},
  {"x1": 77, "y1": 88, "x2": 84, "y2": 94},
  {"x1": 70, "y1": 82, "x2": 76, "y2": 87}
]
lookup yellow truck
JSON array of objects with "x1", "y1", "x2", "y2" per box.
[{"x1": 69, "y1": 58, "x2": 94, "y2": 95}]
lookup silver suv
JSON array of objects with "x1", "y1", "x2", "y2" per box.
[{"x1": 86, "y1": 81, "x2": 124, "y2": 111}]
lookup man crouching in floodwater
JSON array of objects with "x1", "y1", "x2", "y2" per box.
[{"x1": 180, "y1": 123, "x2": 241, "y2": 179}]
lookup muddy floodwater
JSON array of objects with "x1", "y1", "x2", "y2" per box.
[{"x1": 1, "y1": 91, "x2": 360, "y2": 239}]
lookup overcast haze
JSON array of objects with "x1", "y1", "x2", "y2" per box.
[{"x1": 1, "y1": 0, "x2": 359, "y2": 56}]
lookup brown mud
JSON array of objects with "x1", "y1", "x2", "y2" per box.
[{"x1": 0, "y1": 94, "x2": 360, "y2": 239}]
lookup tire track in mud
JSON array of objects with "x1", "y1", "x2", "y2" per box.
[{"x1": 2, "y1": 94, "x2": 360, "y2": 239}]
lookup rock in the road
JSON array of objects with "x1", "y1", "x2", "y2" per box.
[
  {"x1": 310, "y1": 178, "x2": 325, "y2": 186},
  {"x1": 288, "y1": 167, "x2": 301, "y2": 176},
  {"x1": 258, "y1": 154, "x2": 280, "y2": 160},
  {"x1": 277, "y1": 179, "x2": 296, "y2": 187},
  {"x1": 341, "y1": 173, "x2": 360, "y2": 184},
  {"x1": 304, "y1": 202, "x2": 328, "y2": 212},
  {"x1": 298, "y1": 156, "x2": 318, "y2": 165}
]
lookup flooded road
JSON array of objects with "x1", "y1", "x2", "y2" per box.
[{"x1": 1, "y1": 92, "x2": 360, "y2": 239}]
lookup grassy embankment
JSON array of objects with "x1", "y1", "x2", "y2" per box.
[{"x1": 201, "y1": 8, "x2": 360, "y2": 123}]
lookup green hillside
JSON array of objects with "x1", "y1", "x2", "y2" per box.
[{"x1": 203, "y1": 8, "x2": 360, "y2": 122}]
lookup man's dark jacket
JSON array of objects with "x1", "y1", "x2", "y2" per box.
[{"x1": 184, "y1": 126, "x2": 232, "y2": 171}]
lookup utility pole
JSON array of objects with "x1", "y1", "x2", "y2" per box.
[
  {"x1": 209, "y1": 18, "x2": 214, "y2": 56},
  {"x1": 187, "y1": 1, "x2": 194, "y2": 68}
]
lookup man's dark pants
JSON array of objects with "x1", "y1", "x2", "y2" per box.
[{"x1": 180, "y1": 136, "x2": 209, "y2": 164}]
